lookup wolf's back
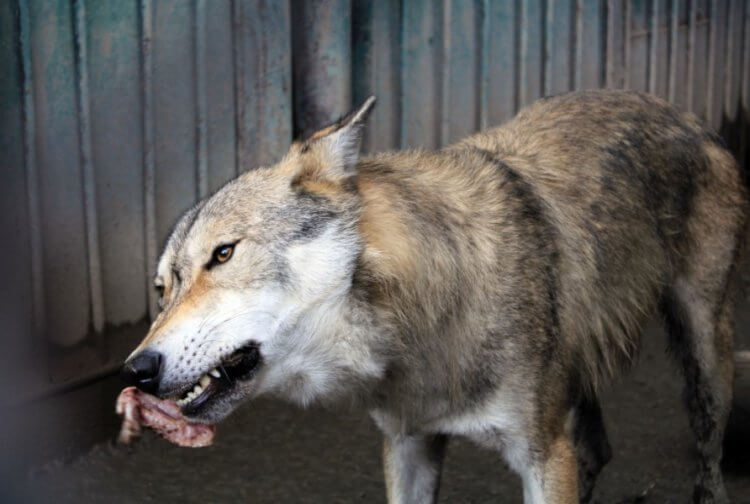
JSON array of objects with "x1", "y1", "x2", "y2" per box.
[{"x1": 455, "y1": 90, "x2": 748, "y2": 391}]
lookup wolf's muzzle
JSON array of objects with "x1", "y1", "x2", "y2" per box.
[{"x1": 120, "y1": 350, "x2": 164, "y2": 395}]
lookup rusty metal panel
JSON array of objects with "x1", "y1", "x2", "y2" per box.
[
  {"x1": 744, "y1": 1, "x2": 750, "y2": 116},
  {"x1": 483, "y1": 0, "x2": 518, "y2": 126},
  {"x1": 87, "y1": 0, "x2": 146, "y2": 327},
  {"x1": 576, "y1": 0, "x2": 605, "y2": 90},
  {"x1": 545, "y1": 0, "x2": 574, "y2": 96},
  {"x1": 292, "y1": 0, "x2": 349, "y2": 138},
  {"x1": 0, "y1": 0, "x2": 35, "y2": 387},
  {"x1": 519, "y1": 0, "x2": 544, "y2": 106},
  {"x1": 401, "y1": 0, "x2": 443, "y2": 149},
  {"x1": 4, "y1": 0, "x2": 750, "y2": 396},
  {"x1": 688, "y1": 0, "x2": 710, "y2": 118},
  {"x1": 236, "y1": 0, "x2": 293, "y2": 169},
  {"x1": 668, "y1": 0, "x2": 690, "y2": 109},
  {"x1": 706, "y1": 0, "x2": 728, "y2": 129},
  {"x1": 606, "y1": 0, "x2": 627, "y2": 88},
  {"x1": 724, "y1": 0, "x2": 745, "y2": 127},
  {"x1": 30, "y1": 0, "x2": 91, "y2": 347},
  {"x1": 202, "y1": 0, "x2": 236, "y2": 192},
  {"x1": 648, "y1": 0, "x2": 669, "y2": 98},
  {"x1": 626, "y1": 0, "x2": 649, "y2": 91},
  {"x1": 153, "y1": 0, "x2": 198, "y2": 243},
  {"x1": 442, "y1": 0, "x2": 481, "y2": 144},
  {"x1": 352, "y1": 0, "x2": 401, "y2": 151}
]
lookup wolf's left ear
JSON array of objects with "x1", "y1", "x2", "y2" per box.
[{"x1": 295, "y1": 96, "x2": 376, "y2": 179}]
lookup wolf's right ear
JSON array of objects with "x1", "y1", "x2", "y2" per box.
[{"x1": 291, "y1": 96, "x2": 376, "y2": 181}]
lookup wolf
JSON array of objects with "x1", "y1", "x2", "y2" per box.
[{"x1": 121, "y1": 90, "x2": 747, "y2": 503}]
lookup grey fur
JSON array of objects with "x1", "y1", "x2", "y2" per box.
[{"x1": 128, "y1": 90, "x2": 747, "y2": 503}]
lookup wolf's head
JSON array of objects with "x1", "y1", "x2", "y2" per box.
[{"x1": 121, "y1": 97, "x2": 385, "y2": 422}]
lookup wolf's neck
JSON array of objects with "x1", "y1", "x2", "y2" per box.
[
  {"x1": 355, "y1": 168, "x2": 421, "y2": 300},
  {"x1": 353, "y1": 160, "x2": 467, "y2": 337}
]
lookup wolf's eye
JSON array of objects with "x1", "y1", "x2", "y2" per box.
[
  {"x1": 154, "y1": 283, "x2": 165, "y2": 309},
  {"x1": 212, "y1": 244, "x2": 235, "y2": 265}
]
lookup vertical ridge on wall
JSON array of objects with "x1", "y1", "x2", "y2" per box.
[
  {"x1": 607, "y1": 0, "x2": 626, "y2": 89},
  {"x1": 31, "y1": 0, "x2": 91, "y2": 347},
  {"x1": 232, "y1": 0, "x2": 244, "y2": 175},
  {"x1": 648, "y1": 0, "x2": 669, "y2": 98},
  {"x1": 89, "y1": 0, "x2": 146, "y2": 326},
  {"x1": 400, "y1": 0, "x2": 442, "y2": 148},
  {"x1": 140, "y1": 0, "x2": 158, "y2": 319},
  {"x1": 1, "y1": 0, "x2": 34, "y2": 385},
  {"x1": 723, "y1": 0, "x2": 745, "y2": 143},
  {"x1": 576, "y1": 0, "x2": 605, "y2": 90},
  {"x1": 742, "y1": 0, "x2": 750, "y2": 168},
  {"x1": 667, "y1": 0, "x2": 680, "y2": 103},
  {"x1": 519, "y1": 0, "x2": 544, "y2": 106},
  {"x1": 484, "y1": 1, "x2": 518, "y2": 126},
  {"x1": 686, "y1": 0, "x2": 698, "y2": 112},
  {"x1": 18, "y1": 0, "x2": 45, "y2": 348},
  {"x1": 292, "y1": 0, "x2": 351, "y2": 138},
  {"x1": 706, "y1": 0, "x2": 728, "y2": 129},
  {"x1": 153, "y1": 0, "x2": 197, "y2": 242},
  {"x1": 204, "y1": 0, "x2": 236, "y2": 192},
  {"x1": 443, "y1": 0, "x2": 481, "y2": 144},
  {"x1": 668, "y1": 0, "x2": 691, "y2": 109},
  {"x1": 194, "y1": 0, "x2": 209, "y2": 200},
  {"x1": 236, "y1": 0, "x2": 292, "y2": 169},
  {"x1": 690, "y1": 0, "x2": 710, "y2": 118},
  {"x1": 352, "y1": 0, "x2": 401, "y2": 152},
  {"x1": 439, "y1": 0, "x2": 451, "y2": 146},
  {"x1": 477, "y1": 0, "x2": 490, "y2": 129},
  {"x1": 626, "y1": 0, "x2": 648, "y2": 91},
  {"x1": 648, "y1": 0, "x2": 659, "y2": 96},
  {"x1": 545, "y1": 0, "x2": 574, "y2": 96},
  {"x1": 73, "y1": 0, "x2": 105, "y2": 334}
]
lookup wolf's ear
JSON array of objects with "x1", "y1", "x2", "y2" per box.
[{"x1": 293, "y1": 96, "x2": 376, "y2": 180}]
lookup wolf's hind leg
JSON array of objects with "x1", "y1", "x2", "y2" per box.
[
  {"x1": 572, "y1": 396, "x2": 612, "y2": 503},
  {"x1": 664, "y1": 281, "x2": 735, "y2": 504},
  {"x1": 382, "y1": 433, "x2": 448, "y2": 504}
]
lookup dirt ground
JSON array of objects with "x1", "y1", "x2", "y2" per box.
[{"x1": 12, "y1": 314, "x2": 750, "y2": 503}]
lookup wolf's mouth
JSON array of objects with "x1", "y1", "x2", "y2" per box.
[{"x1": 177, "y1": 344, "x2": 261, "y2": 415}]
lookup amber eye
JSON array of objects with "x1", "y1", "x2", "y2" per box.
[{"x1": 213, "y1": 244, "x2": 235, "y2": 264}]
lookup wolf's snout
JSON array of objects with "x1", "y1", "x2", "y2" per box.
[{"x1": 120, "y1": 350, "x2": 164, "y2": 395}]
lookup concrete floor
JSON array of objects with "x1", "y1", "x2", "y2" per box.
[{"x1": 15, "y1": 318, "x2": 750, "y2": 503}]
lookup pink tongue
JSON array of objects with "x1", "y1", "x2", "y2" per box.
[{"x1": 116, "y1": 386, "x2": 216, "y2": 448}]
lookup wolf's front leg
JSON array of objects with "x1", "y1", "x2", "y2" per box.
[
  {"x1": 521, "y1": 434, "x2": 579, "y2": 504},
  {"x1": 382, "y1": 433, "x2": 448, "y2": 504}
]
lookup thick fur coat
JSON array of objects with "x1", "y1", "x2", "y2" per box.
[{"x1": 126, "y1": 90, "x2": 747, "y2": 503}]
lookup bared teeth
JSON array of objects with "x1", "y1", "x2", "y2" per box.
[{"x1": 177, "y1": 372, "x2": 217, "y2": 407}]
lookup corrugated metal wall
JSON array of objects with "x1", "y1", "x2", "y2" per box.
[{"x1": 1, "y1": 0, "x2": 748, "y2": 398}]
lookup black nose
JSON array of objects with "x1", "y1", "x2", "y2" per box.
[{"x1": 120, "y1": 350, "x2": 163, "y2": 394}]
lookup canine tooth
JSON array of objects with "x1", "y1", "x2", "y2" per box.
[
  {"x1": 199, "y1": 375, "x2": 211, "y2": 388},
  {"x1": 210, "y1": 369, "x2": 220, "y2": 378}
]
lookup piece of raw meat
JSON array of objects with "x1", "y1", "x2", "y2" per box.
[{"x1": 115, "y1": 386, "x2": 215, "y2": 448}]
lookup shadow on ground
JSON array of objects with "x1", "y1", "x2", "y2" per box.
[{"x1": 15, "y1": 315, "x2": 750, "y2": 503}]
